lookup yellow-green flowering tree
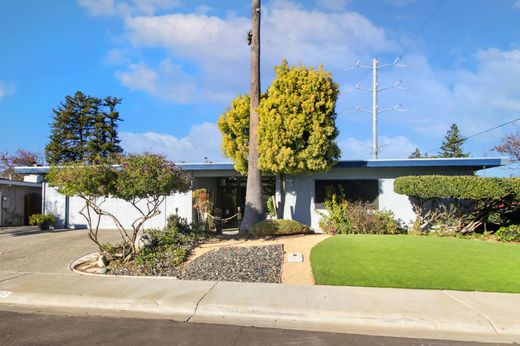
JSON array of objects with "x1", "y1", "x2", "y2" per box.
[
  {"x1": 218, "y1": 60, "x2": 341, "y2": 219},
  {"x1": 258, "y1": 60, "x2": 340, "y2": 217},
  {"x1": 217, "y1": 95, "x2": 251, "y2": 175}
]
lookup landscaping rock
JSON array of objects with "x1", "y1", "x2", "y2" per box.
[
  {"x1": 178, "y1": 245, "x2": 283, "y2": 283},
  {"x1": 134, "y1": 234, "x2": 157, "y2": 252},
  {"x1": 97, "y1": 255, "x2": 108, "y2": 268}
]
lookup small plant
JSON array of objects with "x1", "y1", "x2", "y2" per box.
[
  {"x1": 29, "y1": 213, "x2": 57, "y2": 230},
  {"x1": 495, "y1": 225, "x2": 520, "y2": 243},
  {"x1": 318, "y1": 195, "x2": 405, "y2": 235},
  {"x1": 249, "y1": 219, "x2": 311, "y2": 237},
  {"x1": 266, "y1": 196, "x2": 276, "y2": 217}
]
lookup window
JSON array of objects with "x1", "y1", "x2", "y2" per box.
[{"x1": 315, "y1": 179, "x2": 379, "y2": 209}]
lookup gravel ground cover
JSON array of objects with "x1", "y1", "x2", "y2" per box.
[
  {"x1": 108, "y1": 244, "x2": 284, "y2": 283},
  {"x1": 179, "y1": 245, "x2": 283, "y2": 283}
]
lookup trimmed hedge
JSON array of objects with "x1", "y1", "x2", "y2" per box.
[
  {"x1": 249, "y1": 219, "x2": 311, "y2": 237},
  {"x1": 394, "y1": 175, "x2": 520, "y2": 202}
]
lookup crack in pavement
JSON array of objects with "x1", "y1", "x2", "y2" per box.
[
  {"x1": 186, "y1": 281, "x2": 219, "y2": 322},
  {"x1": 0, "y1": 272, "x2": 31, "y2": 284},
  {"x1": 442, "y1": 290, "x2": 501, "y2": 336}
]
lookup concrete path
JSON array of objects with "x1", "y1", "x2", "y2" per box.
[{"x1": 0, "y1": 228, "x2": 519, "y2": 344}]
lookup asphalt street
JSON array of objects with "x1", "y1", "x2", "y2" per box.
[{"x1": 0, "y1": 309, "x2": 509, "y2": 346}]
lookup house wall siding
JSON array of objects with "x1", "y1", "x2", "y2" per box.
[
  {"x1": 278, "y1": 166, "x2": 475, "y2": 231},
  {"x1": 44, "y1": 183, "x2": 192, "y2": 230}
]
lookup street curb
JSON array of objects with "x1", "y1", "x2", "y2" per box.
[{"x1": 0, "y1": 273, "x2": 519, "y2": 344}]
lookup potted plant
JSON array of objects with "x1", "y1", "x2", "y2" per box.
[{"x1": 29, "y1": 213, "x2": 57, "y2": 230}]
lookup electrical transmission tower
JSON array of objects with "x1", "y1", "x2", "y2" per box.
[{"x1": 346, "y1": 57, "x2": 406, "y2": 159}]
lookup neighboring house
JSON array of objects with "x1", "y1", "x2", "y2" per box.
[
  {"x1": 0, "y1": 177, "x2": 42, "y2": 227},
  {"x1": 15, "y1": 157, "x2": 507, "y2": 231}
]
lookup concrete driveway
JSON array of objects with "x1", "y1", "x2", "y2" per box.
[{"x1": 0, "y1": 227, "x2": 121, "y2": 274}]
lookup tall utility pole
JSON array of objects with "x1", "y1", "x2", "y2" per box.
[
  {"x1": 348, "y1": 57, "x2": 405, "y2": 159},
  {"x1": 371, "y1": 58, "x2": 378, "y2": 160},
  {"x1": 241, "y1": 0, "x2": 264, "y2": 233}
]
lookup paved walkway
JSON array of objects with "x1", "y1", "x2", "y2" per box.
[{"x1": 0, "y1": 228, "x2": 519, "y2": 344}]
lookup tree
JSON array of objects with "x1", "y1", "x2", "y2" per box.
[
  {"x1": 408, "y1": 148, "x2": 429, "y2": 159},
  {"x1": 45, "y1": 91, "x2": 123, "y2": 165},
  {"x1": 47, "y1": 154, "x2": 190, "y2": 260},
  {"x1": 438, "y1": 123, "x2": 469, "y2": 158},
  {"x1": 258, "y1": 60, "x2": 340, "y2": 218},
  {"x1": 218, "y1": 60, "x2": 341, "y2": 219},
  {"x1": 495, "y1": 131, "x2": 520, "y2": 162},
  {"x1": 241, "y1": 0, "x2": 264, "y2": 234},
  {"x1": 218, "y1": 95, "x2": 251, "y2": 175},
  {"x1": 0, "y1": 149, "x2": 42, "y2": 180}
]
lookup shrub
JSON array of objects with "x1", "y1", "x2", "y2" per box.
[
  {"x1": 495, "y1": 225, "x2": 520, "y2": 243},
  {"x1": 249, "y1": 219, "x2": 311, "y2": 237},
  {"x1": 318, "y1": 197, "x2": 405, "y2": 235},
  {"x1": 394, "y1": 175, "x2": 520, "y2": 234},
  {"x1": 29, "y1": 213, "x2": 57, "y2": 226}
]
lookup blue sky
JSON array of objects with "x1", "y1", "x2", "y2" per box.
[{"x1": 1, "y1": 0, "x2": 519, "y2": 174}]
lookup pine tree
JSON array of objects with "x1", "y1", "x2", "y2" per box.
[
  {"x1": 409, "y1": 148, "x2": 424, "y2": 158},
  {"x1": 439, "y1": 123, "x2": 469, "y2": 158},
  {"x1": 45, "y1": 91, "x2": 123, "y2": 165}
]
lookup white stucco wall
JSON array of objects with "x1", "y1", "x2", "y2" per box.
[
  {"x1": 278, "y1": 166, "x2": 475, "y2": 232},
  {"x1": 43, "y1": 183, "x2": 192, "y2": 230}
]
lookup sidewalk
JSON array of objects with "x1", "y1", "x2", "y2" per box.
[{"x1": 0, "y1": 270, "x2": 519, "y2": 344}]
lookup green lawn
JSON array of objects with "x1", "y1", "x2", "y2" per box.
[{"x1": 311, "y1": 235, "x2": 520, "y2": 293}]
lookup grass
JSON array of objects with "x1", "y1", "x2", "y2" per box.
[{"x1": 310, "y1": 235, "x2": 520, "y2": 293}]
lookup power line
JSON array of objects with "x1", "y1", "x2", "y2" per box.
[{"x1": 426, "y1": 117, "x2": 520, "y2": 154}]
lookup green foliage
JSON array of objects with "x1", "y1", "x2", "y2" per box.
[
  {"x1": 217, "y1": 95, "x2": 252, "y2": 174},
  {"x1": 319, "y1": 196, "x2": 404, "y2": 235},
  {"x1": 47, "y1": 154, "x2": 191, "y2": 258},
  {"x1": 28, "y1": 213, "x2": 56, "y2": 226},
  {"x1": 135, "y1": 217, "x2": 210, "y2": 268},
  {"x1": 265, "y1": 196, "x2": 276, "y2": 217},
  {"x1": 47, "y1": 160, "x2": 118, "y2": 198},
  {"x1": 116, "y1": 154, "x2": 190, "y2": 201},
  {"x1": 258, "y1": 59, "x2": 341, "y2": 175},
  {"x1": 394, "y1": 175, "x2": 520, "y2": 234},
  {"x1": 218, "y1": 60, "x2": 341, "y2": 176},
  {"x1": 394, "y1": 175, "x2": 520, "y2": 202},
  {"x1": 45, "y1": 91, "x2": 123, "y2": 165},
  {"x1": 249, "y1": 219, "x2": 311, "y2": 237},
  {"x1": 495, "y1": 225, "x2": 520, "y2": 242},
  {"x1": 439, "y1": 123, "x2": 469, "y2": 158},
  {"x1": 319, "y1": 195, "x2": 351, "y2": 234}
]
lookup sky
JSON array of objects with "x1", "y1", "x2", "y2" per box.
[{"x1": 1, "y1": 0, "x2": 519, "y2": 175}]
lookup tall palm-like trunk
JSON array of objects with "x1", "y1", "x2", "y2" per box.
[{"x1": 240, "y1": 0, "x2": 264, "y2": 233}]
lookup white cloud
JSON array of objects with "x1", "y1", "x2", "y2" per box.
[
  {"x1": 120, "y1": 122, "x2": 226, "y2": 162},
  {"x1": 121, "y1": 1, "x2": 398, "y2": 103},
  {"x1": 0, "y1": 80, "x2": 15, "y2": 100},
  {"x1": 339, "y1": 135, "x2": 417, "y2": 159},
  {"x1": 78, "y1": 0, "x2": 180, "y2": 17},
  {"x1": 116, "y1": 60, "x2": 197, "y2": 103}
]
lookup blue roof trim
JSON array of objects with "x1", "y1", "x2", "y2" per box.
[
  {"x1": 14, "y1": 157, "x2": 508, "y2": 174},
  {"x1": 334, "y1": 157, "x2": 508, "y2": 169}
]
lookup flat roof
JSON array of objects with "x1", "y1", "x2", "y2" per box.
[
  {"x1": 0, "y1": 178, "x2": 41, "y2": 188},
  {"x1": 14, "y1": 157, "x2": 508, "y2": 175}
]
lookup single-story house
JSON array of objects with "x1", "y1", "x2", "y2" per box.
[
  {"x1": 14, "y1": 157, "x2": 507, "y2": 231},
  {"x1": 0, "y1": 177, "x2": 42, "y2": 227}
]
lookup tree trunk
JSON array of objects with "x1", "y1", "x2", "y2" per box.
[
  {"x1": 276, "y1": 173, "x2": 286, "y2": 219},
  {"x1": 240, "y1": 0, "x2": 264, "y2": 234}
]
